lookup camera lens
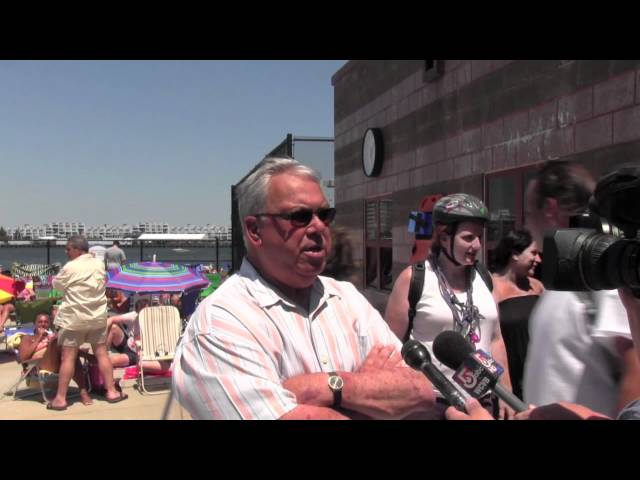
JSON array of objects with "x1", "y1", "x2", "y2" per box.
[
  {"x1": 543, "y1": 165, "x2": 640, "y2": 293},
  {"x1": 593, "y1": 165, "x2": 640, "y2": 234},
  {"x1": 543, "y1": 229, "x2": 640, "y2": 291},
  {"x1": 578, "y1": 233, "x2": 619, "y2": 290}
]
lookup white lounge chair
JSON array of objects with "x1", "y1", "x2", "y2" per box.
[{"x1": 136, "y1": 305, "x2": 181, "y2": 395}]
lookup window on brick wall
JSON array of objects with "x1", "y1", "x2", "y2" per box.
[
  {"x1": 365, "y1": 196, "x2": 393, "y2": 290},
  {"x1": 485, "y1": 166, "x2": 538, "y2": 272}
]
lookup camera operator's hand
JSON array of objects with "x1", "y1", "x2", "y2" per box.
[
  {"x1": 513, "y1": 404, "x2": 537, "y2": 420},
  {"x1": 618, "y1": 288, "x2": 640, "y2": 313},
  {"x1": 618, "y1": 288, "x2": 640, "y2": 362},
  {"x1": 445, "y1": 398, "x2": 495, "y2": 420},
  {"x1": 525, "y1": 402, "x2": 611, "y2": 420},
  {"x1": 497, "y1": 399, "x2": 516, "y2": 420}
]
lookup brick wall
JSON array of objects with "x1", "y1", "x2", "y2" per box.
[{"x1": 332, "y1": 60, "x2": 640, "y2": 312}]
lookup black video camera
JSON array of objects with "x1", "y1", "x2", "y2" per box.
[{"x1": 543, "y1": 165, "x2": 640, "y2": 294}]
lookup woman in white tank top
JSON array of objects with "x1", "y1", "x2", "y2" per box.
[{"x1": 385, "y1": 193, "x2": 513, "y2": 419}]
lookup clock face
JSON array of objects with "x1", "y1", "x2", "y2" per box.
[{"x1": 362, "y1": 128, "x2": 383, "y2": 177}]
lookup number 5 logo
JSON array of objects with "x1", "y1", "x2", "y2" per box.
[{"x1": 456, "y1": 367, "x2": 477, "y2": 389}]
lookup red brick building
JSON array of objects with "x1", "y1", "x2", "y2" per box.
[{"x1": 331, "y1": 60, "x2": 640, "y2": 312}]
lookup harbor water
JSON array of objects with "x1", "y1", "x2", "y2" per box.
[{"x1": 0, "y1": 246, "x2": 232, "y2": 270}]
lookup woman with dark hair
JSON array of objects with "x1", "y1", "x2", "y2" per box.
[
  {"x1": 491, "y1": 229, "x2": 543, "y2": 401},
  {"x1": 17, "y1": 312, "x2": 93, "y2": 406}
]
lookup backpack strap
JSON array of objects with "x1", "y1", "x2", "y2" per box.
[
  {"x1": 471, "y1": 262, "x2": 493, "y2": 293},
  {"x1": 404, "y1": 261, "x2": 491, "y2": 343},
  {"x1": 404, "y1": 262, "x2": 425, "y2": 343}
]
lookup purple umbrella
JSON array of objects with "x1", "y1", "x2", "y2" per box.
[{"x1": 106, "y1": 262, "x2": 209, "y2": 293}]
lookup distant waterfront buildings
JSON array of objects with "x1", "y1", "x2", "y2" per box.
[{"x1": 6, "y1": 222, "x2": 232, "y2": 241}]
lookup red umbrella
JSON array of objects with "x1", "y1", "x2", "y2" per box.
[
  {"x1": 0, "y1": 274, "x2": 23, "y2": 295},
  {"x1": 0, "y1": 274, "x2": 24, "y2": 304}
]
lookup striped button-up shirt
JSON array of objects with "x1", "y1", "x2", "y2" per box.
[{"x1": 173, "y1": 259, "x2": 401, "y2": 420}]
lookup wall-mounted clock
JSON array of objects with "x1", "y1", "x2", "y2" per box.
[{"x1": 362, "y1": 127, "x2": 384, "y2": 177}]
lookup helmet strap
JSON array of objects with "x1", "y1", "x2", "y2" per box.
[
  {"x1": 441, "y1": 223, "x2": 462, "y2": 266},
  {"x1": 441, "y1": 244, "x2": 462, "y2": 266}
]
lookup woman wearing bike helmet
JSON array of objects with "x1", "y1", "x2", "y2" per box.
[{"x1": 385, "y1": 193, "x2": 514, "y2": 419}]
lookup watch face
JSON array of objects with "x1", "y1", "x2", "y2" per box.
[
  {"x1": 328, "y1": 375, "x2": 344, "y2": 391},
  {"x1": 363, "y1": 129, "x2": 377, "y2": 176}
]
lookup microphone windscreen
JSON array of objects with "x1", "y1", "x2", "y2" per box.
[{"x1": 432, "y1": 331, "x2": 474, "y2": 369}]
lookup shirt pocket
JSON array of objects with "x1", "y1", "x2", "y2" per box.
[{"x1": 356, "y1": 317, "x2": 370, "y2": 363}]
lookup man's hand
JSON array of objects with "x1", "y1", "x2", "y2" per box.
[
  {"x1": 344, "y1": 366, "x2": 436, "y2": 419},
  {"x1": 358, "y1": 345, "x2": 404, "y2": 373},
  {"x1": 283, "y1": 345, "x2": 436, "y2": 420},
  {"x1": 340, "y1": 344, "x2": 435, "y2": 419}
]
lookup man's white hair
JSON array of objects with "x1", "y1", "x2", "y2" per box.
[{"x1": 236, "y1": 156, "x2": 321, "y2": 249}]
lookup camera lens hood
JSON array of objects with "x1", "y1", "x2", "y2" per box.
[{"x1": 592, "y1": 164, "x2": 640, "y2": 234}]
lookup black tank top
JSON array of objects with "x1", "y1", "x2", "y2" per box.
[{"x1": 498, "y1": 295, "x2": 540, "y2": 401}]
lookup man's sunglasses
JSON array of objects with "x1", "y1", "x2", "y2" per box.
[{"x1": 254, "y1": 207, "x2": 336, "y2": 227}]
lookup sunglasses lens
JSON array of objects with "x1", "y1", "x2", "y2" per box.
[
  {"x1": 287, "y1": 208, "x2": 336, "y2": 226},
  {"x1": 289, "y1": 210, "x2": 313, "y2": 226},
  {"x1": 318, "y1": 208, "x2": 336, "y2": 224}
]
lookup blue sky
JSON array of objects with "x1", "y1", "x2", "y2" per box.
[{"x1": 0, "y1": 60, "x2": 346, "y2": 228}]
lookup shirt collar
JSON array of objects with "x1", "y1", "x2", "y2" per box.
[
  {"x1": 239, "y1": 258, "x2": 342, "y2": 310},
  {"x1": 314, "y1": 275, "x2": 342, "y2": 301}
]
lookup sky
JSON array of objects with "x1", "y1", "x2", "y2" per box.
[{"x1": 0, "y1": 60, "x2": 346, "y2": 228}]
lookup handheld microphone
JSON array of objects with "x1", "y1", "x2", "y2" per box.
[
  {"x1": 401, "y1": 340, "x2": 467, "y2": 412},
  {"x1": 432, "y1": 331, "x2": 528, "y2": 413}
]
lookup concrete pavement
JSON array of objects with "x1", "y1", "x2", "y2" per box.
[{"x1": 0, "y1": 350, "x2": 192, "y2": 420}]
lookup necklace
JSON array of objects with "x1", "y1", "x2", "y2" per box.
[{"x1": 431, "y1": 256, "x2": 483, "y2": 345}]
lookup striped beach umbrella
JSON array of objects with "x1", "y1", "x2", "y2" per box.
[{"x1": 105, "y1": 262, "x2": 210, "y2": 294}]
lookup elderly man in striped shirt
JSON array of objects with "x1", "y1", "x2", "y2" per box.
[{"x1": 172, "y1": 157, "x2": 437, "y2": 419}]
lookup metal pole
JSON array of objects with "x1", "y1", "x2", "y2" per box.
[
  {"x1": 46, "y1": 240, "x2": 50, "y2": 264},
  {"x1": 161, "y1": 387, "x2": 174, "y2": 420},
  {"x1": 290, "y1": 136, "x2": 334, "y2": 142},
  {"x1": 215, "y1": 237, "x2": 219, "y2": 271},
  {"x1": 140, "y1": 240, "x2": 144, "y2": 261},
  {"x1": 286, "y1": 133, "x2": 293, "y2": 157}
]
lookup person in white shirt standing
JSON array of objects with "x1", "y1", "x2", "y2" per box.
[
  {"x1": 105, "y1": 240, "x2": 127, "y2": 271},
  {"x1": 523, "y1": 161, "x2": 640, "y2": 417},
  {"x1": 89, "y1": 244, "x2": 107, "y2": 264},
  {"x1": 48, "y1": 235, "x2": 127, "y2": 410}
]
